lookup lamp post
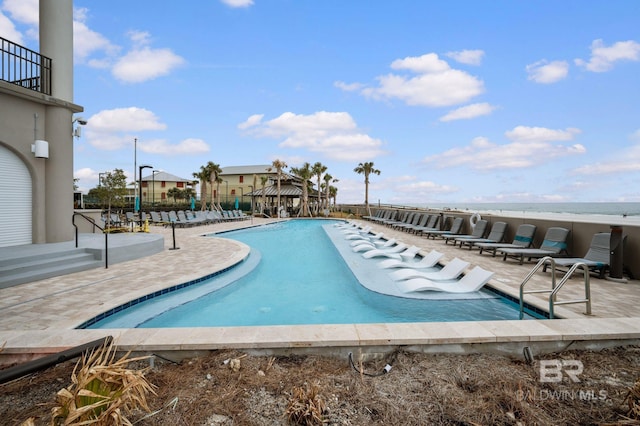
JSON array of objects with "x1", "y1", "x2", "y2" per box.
[
  {"x1": 224, "y1": 180, "x2": 228, "y2": 210},
  {"x1": 138, "y1": 164, "x2": 152, "y2": 214},
  {"x1": 152, "y1": 170, "x2": 161, "y2": 208},
  {"x1": 248, "y1": 185, "x2": 254, "y2": 213}
]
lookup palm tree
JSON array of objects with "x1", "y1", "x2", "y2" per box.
[
  {"x1": 192, "y1": 168, "x2": 210, "y2": 211},
  {"x1": 311, "y1": 162, "x2": 327, "y2": 214},
  {"x1": 270, "y1": 159, "x2": 287, "y2": 217},
  {"x1": 329, "y1": 185, "x2": 338, "y2": 209},
  {"x1": 252, "y1": 174, "x2": 258, "y2": 213},
  {"x1": 205, "y1": 162, "x2": 222, "y2": 211},
  {"x1": 260, "y1": 175, "x2": 269, "y2": 215},
  {"x1": 167, "y1": 187, "x2": 181, "y2": 204},
  {"x1": 323, "y1": 174, "x2": 336, "y2": 213},
  {"x1": 290, "y1": 162, "x2": 313, "y2": 217},
  {"x1": 353, "y1": 161, "x2": 380, "y2": 216},
  {"x1": 214, "y1": 173, "x2": 223, "y2": 210}
]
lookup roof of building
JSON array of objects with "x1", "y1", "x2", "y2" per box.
[
  {"x1": 221, "y1": 165, "x2": 274, "y2": 175},
  {"x1": 141, "y1": 171, "x2": 193, "y2": 183},
  {"x1": 247, "y1": 184, "x2": 303, "y2": 197}
]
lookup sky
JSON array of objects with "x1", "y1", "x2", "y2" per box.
[{"x1": 2, "y1": 0, "x2": 640, "y2": 205}]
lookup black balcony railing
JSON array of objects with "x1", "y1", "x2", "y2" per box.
[{"x1": 1, "y1": 36, "x2": 51, "y2": 95}]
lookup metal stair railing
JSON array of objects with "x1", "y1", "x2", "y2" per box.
[
  {"x1": 72, "y1": 212, "x2": 108, "y2": 269},
  {"x1": 548, "y1": 262, "x2": 592, "y2": 319},
  {"x1": 519, "y1": 256, "x2": 592, "y2": 319}
]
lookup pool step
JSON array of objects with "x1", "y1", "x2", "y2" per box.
[{"x1": 0, "y1": 249, "x2": 103, "y2": 289}]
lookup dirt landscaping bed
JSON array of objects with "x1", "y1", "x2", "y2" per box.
[{"x1": 1, "y1": 346, "x2": 639, "y2": 425}]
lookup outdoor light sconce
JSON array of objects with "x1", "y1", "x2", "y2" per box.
[
  {"x1": 31, "y1": 113, "x2": 49, "y2": 158},
  {"x1": 73, "y1": 116, "x2": 88, "y2": 138},
  {"x1": 31, "y1": 139, "x2": 49, "y2": 159}
]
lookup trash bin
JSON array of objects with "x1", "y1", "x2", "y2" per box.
[{"x1": 609, "y1": 225, "x2": 624, "y2": 279}]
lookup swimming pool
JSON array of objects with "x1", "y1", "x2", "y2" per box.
[{"x1": 85, "y1": 219, "x2": 542, "y2": 329}]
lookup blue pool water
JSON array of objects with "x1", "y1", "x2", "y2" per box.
[{"x1": 86, "y1": 220, "x2": 542, "y2": 329}]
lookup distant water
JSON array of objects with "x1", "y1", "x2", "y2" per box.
[{"x1": 408, "y1": 202, "x2": 640, "y2": 225}]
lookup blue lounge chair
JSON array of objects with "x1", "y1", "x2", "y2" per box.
[
  {"x1": 498, "y1": 227, "x2": 570, "y2": 264},
  {"x1": 544, "y1": 232, "x2": 611, "y2": 278},
  {"x1": 456, "y1": 222, "x2": 508, "y2": 249},
  {"x1": 476, "y1": 224, "x2": 537, "y2": 256}
]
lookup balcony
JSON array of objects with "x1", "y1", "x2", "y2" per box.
[{"x1": 1, "y1": 36, "x2": 51, "y2": 95}]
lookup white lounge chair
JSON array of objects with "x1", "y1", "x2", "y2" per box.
[
  {"x1": 378, "y1": 250, "x2": 444, "y2": 269},
  {"x1": 397, "y1": 266, "x2": 494, "y2": 294},
  {"x1": 361, "y1": 243, "x2": 414, "y2": 259},
  {"x1": 346, "y1": 231, "x2": 384, "y2": 242},
  {"x1": 352, "y1": 238, "x2": 397, "y2": 252},
  {"x1": 341, "y1": 225, "x2": 372, "y2": 235},
  {"x1": 389, "y1": 258, "x2": 470, "y2": 281}
]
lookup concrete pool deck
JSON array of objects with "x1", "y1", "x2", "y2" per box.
[{"x1": 0, "y1": 217, "x2": 638, "y2": 364}]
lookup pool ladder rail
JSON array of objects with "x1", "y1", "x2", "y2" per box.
[{"x1": 519, "y1": 256, "x2": 592, "y2": 320}]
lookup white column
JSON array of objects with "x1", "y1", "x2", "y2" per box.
[
  {"x1": 39, "y1": 0, "x2": 73, "y2": 101},
  {"x1": 39, "y1": 0, "x2": 75, "y2": 242}
]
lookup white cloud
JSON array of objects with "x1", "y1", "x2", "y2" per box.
[
  {"x1": 220, "y1": 0, "x2": 254, "y2": 8},
  {"x1": 0, "y1": 11, "x2": 23, "y2": 44},
  {"x1": 423, "y1": 126, "x2": 585, "y2": 171},
  {"x1": 74, "y1": 167, "x2": 98, "y2": 181},
  {"x1": 111, "y1": 31, "x2": 185, "y2": 83},
  {"x1": 89, "y1": 107, "x2": 167, "y2": 133},
  {"x1": 505, "y1": 126, "x2": 581, "y2": 143},
  {"x1": 575, "y1": 39, "x2": 640, "y2": 72},
  {"x1": 445, "y1": 49, "x2": 485, "y2": 66},
  {"x1": 139, "y1": 138, "x2": 210, "y2": 155},
  {"x1": 73, "y1": 10, "x2": 119, "y2": 65},
  {"x1": 0, "y1": 0, "x2": 38, "y2": 44},
  {"x1": 360, "y1": 53, "x2": 484, "y2": 107},
  {"x1": 84, "y1": 107, "x2": 209, "y2": 155},
  {"x1": 237, "y1": 114, "x2": 264, "y2": 130},
  {"x1": 239, "y1": 111, "x2": 387, "y2": 161},
  {"x1": 2, "y1": 0, "x2": 37, "y2": 26},
  {"x1": 391, "y1": 53, "x2": 450, "y2": 73},
  {"x1": 526, "y1": 60, "x2": 569, "y2": 83},
  {"x1": 85, "y1": 107, "x2": 167, "y2": 150},
  {"x1": 439, "y1": 103, "x2": 496, "y2": 122},
  {"x1": 334, "y1": 81, "x2": 364, "y2": 92},
  {"x1": 395, "y1": 180, "x2": 458, "y2": 195},
  {"x1": 572, "y1": 140, "x2": 640, "y2": 175}
]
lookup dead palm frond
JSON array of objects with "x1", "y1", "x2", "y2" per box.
[
  {"x1": 625, "y1": 377, "x2": 640, "y2": 419},
  {"x1": 51, "y1": 340, "x2": 156, "y2": 425},
  {"x1": 285, "y1": 382, "x2": 325, "y2": 426}
]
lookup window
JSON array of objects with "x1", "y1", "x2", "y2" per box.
[
  {"x1": 141, "y1": 181, "x2": 148, "y2": 188},
  {"x1": 161, "y1": 192, "x2": 166, "y2": 200},
  {"x1": 239, "y1": 176, "x2": 244, "y2": 183},
  {"x1": 177, "y1": 182, "x2": 184, "y2": 188},
  {"x1": 161, "y1": 181, "x2": 166, "y2": 188},
  {"x1": 231, "y1": 189, "x2": 236, "y2": 195}
]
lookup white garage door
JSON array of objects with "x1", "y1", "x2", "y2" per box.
[{"x1": 0, "y1": 145, "x2": 32, "y2": 247}]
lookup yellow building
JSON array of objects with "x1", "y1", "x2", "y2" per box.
[
  {"x1": 218, "y1": 165, "x2": 275, "y2": 210},
  {"x1": 140, "y1": 171, "x2": 195, "y2": 206}
]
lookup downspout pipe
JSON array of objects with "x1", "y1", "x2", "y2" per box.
[{"x1": 0, "y1": 336, "x2": 113, "y2": 384}]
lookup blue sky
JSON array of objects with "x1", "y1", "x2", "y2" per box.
[{"x1": 2, "y1": 0, "x2": 640, "y2": 204}]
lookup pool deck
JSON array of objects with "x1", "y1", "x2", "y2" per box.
[{"x1": 0, "y1": 217, "x2": 639, "y2": 364}]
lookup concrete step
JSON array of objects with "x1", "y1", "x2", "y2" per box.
[{"x1": 0, "y1": 249, "x2": 103, "y2": 289}]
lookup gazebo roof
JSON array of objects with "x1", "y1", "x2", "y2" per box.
[{"x1": 247, "y1": 184, "x2": 303, "y2": 197}]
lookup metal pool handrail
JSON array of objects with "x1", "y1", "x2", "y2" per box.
[{"x1": 519, "y1": 256, "x2": 592, "y2": 319}]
